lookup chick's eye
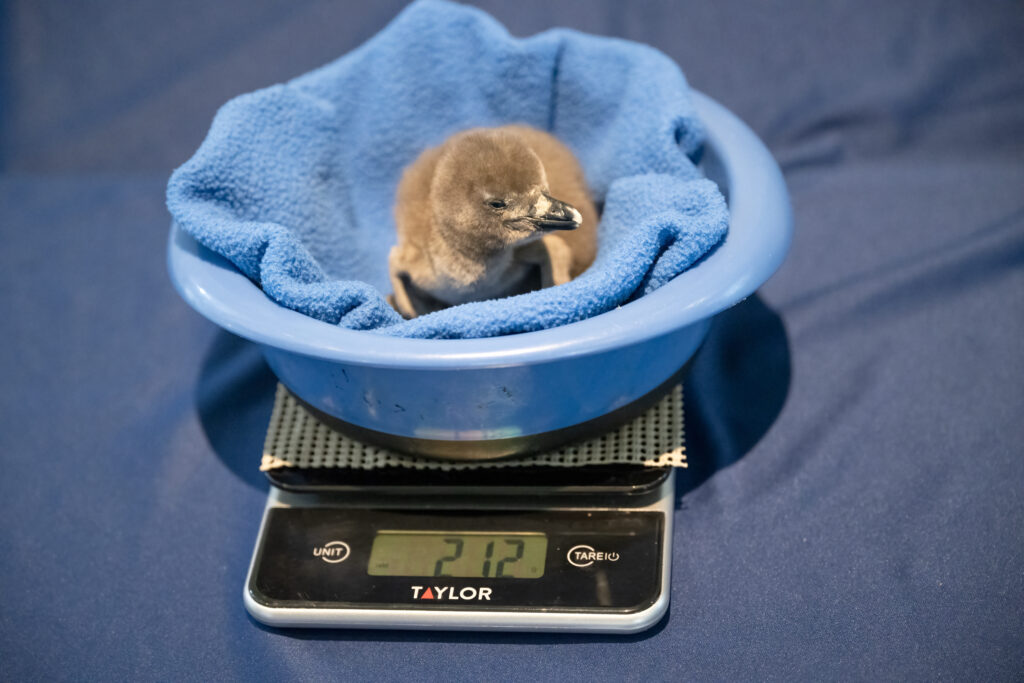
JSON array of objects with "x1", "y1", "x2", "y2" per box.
[{"x1": 486, "y1": 199, "x2": 507, "y2": 210}]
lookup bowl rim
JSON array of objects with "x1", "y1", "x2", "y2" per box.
[{"x1": 167, "y1": 90, "x2": 792, "y2": 370}]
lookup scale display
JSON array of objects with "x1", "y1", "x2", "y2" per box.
[
  {"x1": 368, "y1": 531, "x2": 547, "y2": 578},
  {"x1": 245, "y1": 467, "x2": 675, "y2": 632}
]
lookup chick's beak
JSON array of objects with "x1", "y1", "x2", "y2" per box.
[{"x1": 529, "y1": 193, "x2": 582, "y2": 231}]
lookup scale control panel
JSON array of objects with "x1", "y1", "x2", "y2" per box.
[
  {"x1": 244, "y1": 468, "x2": 675, "y2": 632},
  {"x1": 250, "y1": 508, "x2": 662, "y2": 612}
]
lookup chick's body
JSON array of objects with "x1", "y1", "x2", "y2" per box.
[{"x1": 389, "y1": 125, "x2": 597, "y2": 318}]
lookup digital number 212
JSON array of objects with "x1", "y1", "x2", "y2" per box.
[{"x1": 432, "y1": 538, "x2": 525, "y2": 577}]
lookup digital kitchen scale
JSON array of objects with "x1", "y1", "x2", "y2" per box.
[{"x1": 245, "y1": 464, "x2": 675, "y2": 633}]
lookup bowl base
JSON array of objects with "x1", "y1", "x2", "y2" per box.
[{"x1": 283, "y1": 359, "x2": 693, "y2": 462}]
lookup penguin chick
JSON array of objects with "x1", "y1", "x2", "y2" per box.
[{"x1": 389, "y1": 125, "x2": 597, "y2": 318}]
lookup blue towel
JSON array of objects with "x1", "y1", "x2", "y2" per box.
[{"x1": 166, "y1": 0, "x2": 728, "y2": 339}]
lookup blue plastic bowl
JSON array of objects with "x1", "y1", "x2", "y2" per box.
[{"x1": 167, "y1": 91, "x2": 791, "y2": 460}]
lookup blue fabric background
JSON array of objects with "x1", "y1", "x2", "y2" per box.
[{"x1": 2, "y1": 1, "x2": 1022, "y2": 679}]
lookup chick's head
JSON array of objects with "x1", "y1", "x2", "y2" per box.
[{"x1": 430, "y1": 128, "x2": 582, "y2": 254}]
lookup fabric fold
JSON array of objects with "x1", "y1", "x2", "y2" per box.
[{"x1": 166, "y1": 0, "x2": 727, "y2": 339}]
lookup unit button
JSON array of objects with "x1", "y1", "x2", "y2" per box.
[
  {"x1": 566, "y1": 544, "x2": 621, "y2": 568},
  {"x1": 313, "y1": 540, "x2": 351, "y2": 564}
]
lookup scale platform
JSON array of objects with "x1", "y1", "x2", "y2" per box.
[
  {"x1": 245, "y1": 464, "x2": 675, "y2": 633},
  {"x1": 244, "y1": 384, "x2": 684, "y2": 633}
]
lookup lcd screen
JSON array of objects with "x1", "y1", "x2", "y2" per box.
[{"x1": 367, "y1": 531, "x2": 547, "y2": 578}]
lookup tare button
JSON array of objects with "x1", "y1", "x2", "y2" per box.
[{"x1": 566, "y1": 544, "x2": 621, "y2": 568}]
